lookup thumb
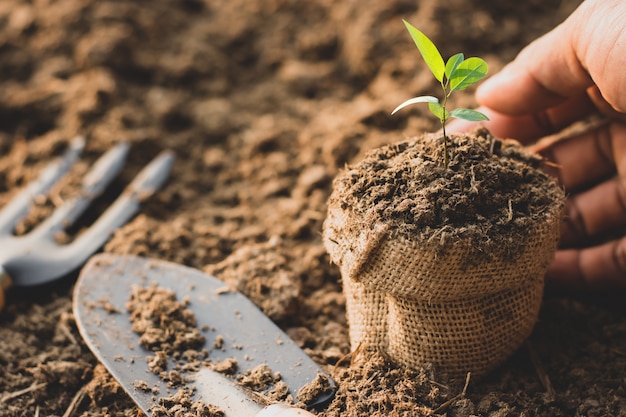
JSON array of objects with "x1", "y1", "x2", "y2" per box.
[
  {"x1": 476, "y1": 22, "x2": 592, "y2": 115},
  {"x1": 476, "y1": 0, "x2": 626, "y2": 115}
]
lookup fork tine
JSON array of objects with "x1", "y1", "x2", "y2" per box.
[
  {"x1": 1, "y1": 149, "x2": 174, "y2": 287},
  {"x1": 56, "y1": 150, "x2": 175, "y2": 273},
  {"x1": 29, "y1": 142, "x2": 130, "y2": 240},
  {"x1": 0, "y1": 137, "x2": 85, "y2": 235}
]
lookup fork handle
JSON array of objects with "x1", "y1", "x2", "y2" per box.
[{"x1": 0, "y1": 267, "x2": 12, "y2": 311}]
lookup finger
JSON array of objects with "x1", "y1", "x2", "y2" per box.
[
  {"x1": 538, "y1": 122, "x2": 626, "y2": 191},
  {"x1": 546, "y1": 238, "x2": 626, "y2": 292},
  {"x1": 447, "y1": 111, "x2": 546, "y2": 143},
  {"x1": 587, "y1": 86, "x2": 626, "y2": 124},
  {"x1": 446, "y1": 107, "x2": 534, "y2": 138},
  {"x1": 446, "y1": 94, "x2": 595, "y2": 144},
  {"x1": 560, "y1": 176, "x2": 626, "y2": 248}
]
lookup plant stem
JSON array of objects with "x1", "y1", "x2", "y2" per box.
[
  {"x1": 441, "y1": 117, "x2": 448, "y2": 168},
  {"x1": 442, "y1": 89, "x2": 449, "y2": 169}
]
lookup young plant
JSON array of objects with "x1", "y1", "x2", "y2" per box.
[{"x1": 392, "y1": 20, "x2": 489, "y2": 168}]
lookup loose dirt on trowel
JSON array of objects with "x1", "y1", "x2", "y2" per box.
[
  {"x1": 123, "y1": 281, "x2": 462, "y2": 417},
  {"x1": 126, "y1": 284, "x2": 227, "y2": 416},
  {"x1": 3, "y1": 0, "x2": 626, "y2": 416}
]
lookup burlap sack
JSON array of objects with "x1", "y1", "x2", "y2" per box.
[
  {"x1": 325, "y1": 204, "x2": 561, "y2": 378},
  {"x1": 322, "y1": 133, "x2": 564, "y2": 379}
]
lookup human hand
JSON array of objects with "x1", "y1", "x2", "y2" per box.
[{"x1": 448, "y1": 0, "x2": 626, "y2": 293}]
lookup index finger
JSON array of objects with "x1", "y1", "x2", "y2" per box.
[{"x1": 446, "y1": 93, "x2": 595, "y2": 144}]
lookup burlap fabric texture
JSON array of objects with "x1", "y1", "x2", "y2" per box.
[{"x1": 323, "y1": 136, "x2": 564, "y2": 379}]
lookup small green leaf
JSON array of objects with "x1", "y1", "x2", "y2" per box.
[
  {"x1": 445, "y1": 53, "x2": 464, "y2": 82},
  {"x1": 449, "y1": 108, "x2": 490, "y2": 121},
  {"x1": 428, "y1": 102, "x2": 449, "y2": 122},
  {"x1": 449, "y1": 57, "x2": 488, "y2": 91},
  {"x1": 403, "y1": 20, "x2": 445, "y2": 83},
  {"x1": 391, "y1": 95, "x2": 438, "y2": 115}
]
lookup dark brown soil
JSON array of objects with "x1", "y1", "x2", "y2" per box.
[
  {"x1": 329, "y1": 128, "x2": 565, "y2": 259},
  {"x1": 3, "y1": 0, "x2": 626, "y2": 416}
]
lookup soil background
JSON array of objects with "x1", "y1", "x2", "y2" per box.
[{"x1": 2, "y1": 0, "x2": 626, "y2": 416}]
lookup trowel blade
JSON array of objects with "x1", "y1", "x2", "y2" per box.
[{"x1": 73, "y1": 253, "x2": 335, "y2": 416}]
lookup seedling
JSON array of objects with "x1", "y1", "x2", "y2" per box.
[{"x1": 392, "y1": 20, "x2": 489, "y2": 167}]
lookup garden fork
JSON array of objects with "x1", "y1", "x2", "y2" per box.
[{"x1": 0, "y1": 137, "x2": 174, "y2": 311}]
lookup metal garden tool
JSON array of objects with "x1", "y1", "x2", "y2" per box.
[
  {"x1": 0, "y1": 137, "x2": 174, "y2": 311},
  {"x1": 73, "y1": 253, "x2": 336, "y2": 417}
]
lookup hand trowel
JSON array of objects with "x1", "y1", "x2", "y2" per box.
[{"x1": 73, "y1": 253, "x2": 336, "y2": 416}]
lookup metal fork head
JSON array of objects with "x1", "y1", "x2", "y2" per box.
[{"x1": 0, "y1": 137, "x2": 174, "y2": 287}]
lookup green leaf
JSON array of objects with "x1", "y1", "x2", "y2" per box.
[
  {"x1": 445, "y1": 53, "x2": 464, "y2": 82},
  {"x1": 428, "y1": 101, "x2": 449, "y2": 122},
  {"x1": 391, "y1": 95, "x2": 438, "y2": 115},
  {"x1": 403, "y1": 20, "x2": 445, "y2": 83},
  {"x1": 449, "y1": 57, "x2": 488, "y2": 91},
  {"x1": 449, "y1": 108, "x2": 490, "y2": 121}
]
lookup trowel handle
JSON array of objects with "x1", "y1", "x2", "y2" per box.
[{"x1": 256, "y1": 404, "x2": 317, "y2": 417}]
